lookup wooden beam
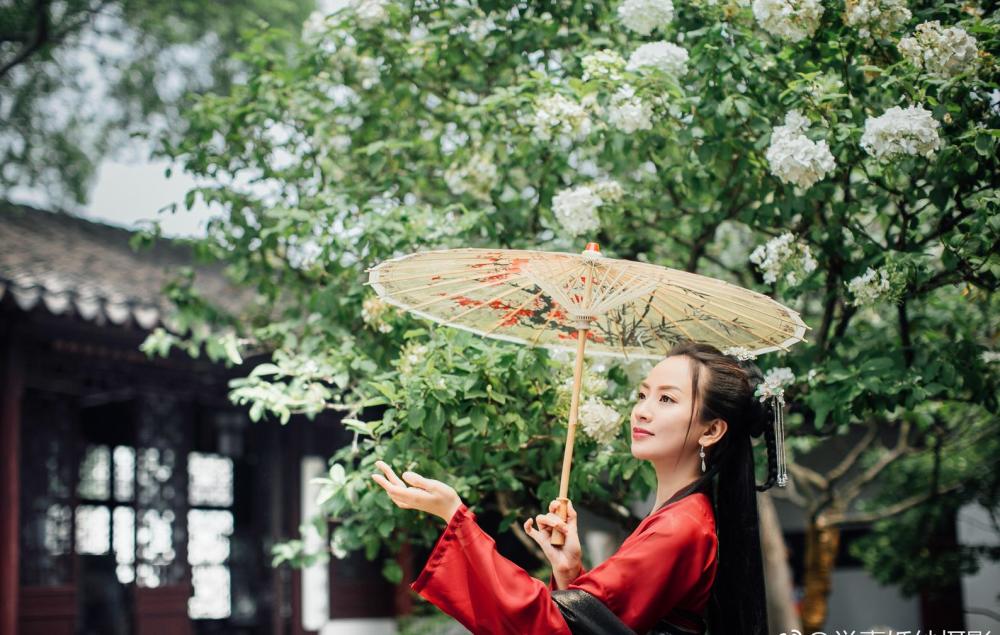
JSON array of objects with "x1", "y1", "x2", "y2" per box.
[{"x1": 0, "y1": 328, "x2": 24, "y2": 635}]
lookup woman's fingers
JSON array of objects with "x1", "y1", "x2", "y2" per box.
[
  {"x1": 535, "y1": 513, "x2": 569, "y2": 534},
  {"x1": 548, "y1": 499, "x2": 578, "y2": 522},
  {"x1": 374, "y1": 460, "x2": 406, "y2": 487},
  {"x1": 401, "y1": 470, "x2": 441, "y2": 492}
]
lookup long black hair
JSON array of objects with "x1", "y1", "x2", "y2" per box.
[{"x1": 651, "y1": 341, "x2": 780, "y2": 635}]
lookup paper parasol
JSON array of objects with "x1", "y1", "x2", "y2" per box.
[{"x1": 365, "y1": 243, "x2": 808, "y2": 542}]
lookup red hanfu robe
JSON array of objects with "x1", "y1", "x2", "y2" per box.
[{"x1": 410, "y1": 491, "x2": 718, "y2": 635}]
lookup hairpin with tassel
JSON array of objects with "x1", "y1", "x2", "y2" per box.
[{"x1": 753, "y1": 379, "x2": 788, "y2": 488}]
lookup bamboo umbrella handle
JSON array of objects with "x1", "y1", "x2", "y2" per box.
[{"x1": 551, "y1": 266, "x2": 596, "y2": 546}]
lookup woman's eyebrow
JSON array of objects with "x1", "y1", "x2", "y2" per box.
[{"x1": 640, "y1": 382, "x2": 682, "y2": 392}]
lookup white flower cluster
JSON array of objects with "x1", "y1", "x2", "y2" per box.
[
  {"x1": 552, "y1": 180, "x2": 624, "y2": 236},
  {"x1": 397, "y1": 342, "x2": 429, "y2": 376},
  {"x1": 860, "y1": 104, "x2": 941, "y2": 160},
  {"x1": 560, "y1": 369, "x2": 611, "y2": 396},
  {"x1": 531, "y1": 94, "x2": 595, "y2": 143},
  {"x1": 444, "y1": 152, "x2": 499, "y2": 201},
  {"x1": 981, "y1": 350, "x2": 1000, "y2": 364},
  {"x1": 756, "y1": 367, "x2": 796, "y2": 400},
  {"x1": 608, "y1": 86, "x2": 654, "y2": 134},
  {"x1": 353, "y1": 0, "x2": 392, "y2": 29},
  {"x1": 765, "y1": 110, "x2": 836, "y2": 189},
  {"x1": 722, "y1": 346, "x2": 758, "y2": 361},
  {"x1": 617, "y1": 0, "x2": 675, "y2": 35},
  {"x1": 579, "y1": 397, "x2": 623, "y2": 446},
  {"x1": 302, "y1": 11, "x2": 330, "y2": 44},
  {"x1": 582, "y1": 49, "x2": 627, "y2": 82},
  {"x1": 362, "y1": 296, "x2": 394, "y2": 333},
  {"x1": 843, "y1": 0, "x2": 911, "y2": 42},
  {"x1": 845, "y1": 265, "x2": 904, "y2": 306},
  {"x1": 752, "y1": 0, "x2": 825, "y2": 42},
  {"x1": 749, "y1": 232, "x2": 818, "y2": 286},
  {"x1": 626, "y1": 42, "x2": 690, "y2": 77},
  {"x1": 898, "y1": 21, "x2": 979, "y2": 78}
]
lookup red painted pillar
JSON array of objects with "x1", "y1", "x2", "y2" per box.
[{"x1": 0, "y1": 335, "x2": 23, "y2": 635}]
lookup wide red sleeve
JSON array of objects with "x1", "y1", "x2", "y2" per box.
[
  {"x1": 410, "y1": 503, "x2": 573, "y2": 635},
  {"x1": 567, "y1": 510, "x2": 716, "y2": 634}
]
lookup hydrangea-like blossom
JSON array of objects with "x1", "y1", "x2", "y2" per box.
[
  {"x1": 765, "y1": 110, "x2": 836, "y2": 189},
  {"x1": 617, "y1": 0, "x2": 675, "y2": 35},
  {"x1": 898, "y1": 21, "x2": 979, "y2": 78},
  {"x1": 860, "y1": 104, "x2": 941, "y2": 160},
  {"x1": 845, "y1": 266, "x2": 903, "y2": 306},
  {"x1": 752, "y1": 0, "x2": 825, "y2": 42},
  {"x1": 444, "y1": 153, "x2": 499, "y2": 201},
  {"x1": 579, "y1": 397, "x2": 623, "y2": 446},
  {"x1": 354, "y1": 0, "x2": 391, "y2": 29},
  {"x1": 582, "y1": 49, "x2": 627, "y2": 82},
  {"x1": 531, "y1": 94, "x2": 595, "y2": 142},
  {"x1": 626, "y1": 42, "x2": 690, "y2": 77},
  {"x1": 749, "y1": 232, "x2": 818, "y2": 286},
  {"x1": 843, "y1": 0, "x2": 911, "y2": 42},
  {"x1": 552, "y1": 180, "x2": 625, "y2": 236},
  {"x1": 607, "y1": 86, "x2": 653, "y2": 134}
]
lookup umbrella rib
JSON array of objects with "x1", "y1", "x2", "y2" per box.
[
  {"x1": 644, "y1": 296, "x2": 699, "y2": 343},
  {"x1": 655, "y1": 285, "x2": 798, "y2": 343},
  {"x1": 529, "y1": 264, "x2": 587, "y2": 347},
  {"x1": 652, "y1": 290, "x2": 746, "y2": 349},
  {"x1": 659, "y1": 276, "x2": 807, "y2": 329},
  {"x1": 598, "y1": 266, "x2": 645, "y2": 312},
  {"x1": 593, "y1": 264, "x2": 631, "y2": 310},
  {"x1": 370, "y1": 264, "x2": 512, "y2": 283},
  {"x1": 653, "y1": 289, "x2": 789, "y2": 350},
  {"x1": 384, "y1": 268, "x2": 535, "y2": 295},
  {"x1": 633, "y1": 304, "x2": 673, "y2": 356}
]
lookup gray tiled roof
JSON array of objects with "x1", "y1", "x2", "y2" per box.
[{"x1": 0, "y1": 203, "x2": 250, "y2": 330}]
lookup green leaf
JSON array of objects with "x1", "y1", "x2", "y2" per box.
[{"x1": 382, "y1": 559, "x2": 403, "y2": 584}]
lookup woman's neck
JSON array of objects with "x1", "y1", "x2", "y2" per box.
[{"x1": 650, "y1": 460, "x2": 700, "y2": 513}]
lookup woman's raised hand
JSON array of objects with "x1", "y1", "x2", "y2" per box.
[
  {"x1": 371, "y1": 460, "x2": 463, "y2": 522},
  {"x1": 523, "y1": 499, "x2": 583, "y2": 589}
]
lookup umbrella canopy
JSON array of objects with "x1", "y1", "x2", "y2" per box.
[{"x1": 366, "y1": 243, "x2": 809, "y2": 360}]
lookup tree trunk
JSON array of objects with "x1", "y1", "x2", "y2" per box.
[
  {"x1": 758, "y1": 492, "x2": 802, "y2": 635},
  {"x1": 801, "y1": 520, "x2": 841, "y2": 634}
]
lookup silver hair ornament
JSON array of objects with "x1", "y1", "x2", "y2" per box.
[{"x1": 754, "y1": 381, "x2": 789, "y2": 487}]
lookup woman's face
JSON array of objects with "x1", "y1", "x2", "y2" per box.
[{"x1": 629, "y1": 355, "x2": 702, "y2": 463}]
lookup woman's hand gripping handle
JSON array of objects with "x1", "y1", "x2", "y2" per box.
[{"x1": 523, "y1": 498, "x2": 583, "y2": 590}]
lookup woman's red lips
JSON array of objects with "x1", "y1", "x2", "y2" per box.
[{"x1": 632, "y1": 427, "x2": 653, "y2": 438}]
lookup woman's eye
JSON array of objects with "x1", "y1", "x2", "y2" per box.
[
  {"x1": 636, "y1": 392, "x2": 645, "y2": 401},
  {"x1": 660, "y1": 394, "x2": 673, "y2": 403}
]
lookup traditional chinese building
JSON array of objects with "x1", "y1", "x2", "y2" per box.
[{"x1": 0, "y1": 204, "x2": 399, "y2": 635}]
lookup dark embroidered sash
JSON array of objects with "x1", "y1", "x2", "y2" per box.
[{"x1": 551, "y1": 589, "x2": 706, "y2": 635}]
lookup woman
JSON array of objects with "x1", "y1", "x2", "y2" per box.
[{"x1": 372, "y1": 341, "x2": 779, "y2": 635}]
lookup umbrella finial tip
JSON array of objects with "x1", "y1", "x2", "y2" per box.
[{"x1": 584, "y1": 242, "x2": 600, "y2": 253}]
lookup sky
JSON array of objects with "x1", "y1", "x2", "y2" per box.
[{"x1": 6, "y1": 0, "x2": 352, "y2": 239}]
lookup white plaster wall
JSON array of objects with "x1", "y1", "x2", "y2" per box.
[{"x1": 958, "y1": 502, "x2": 1000, "y2": 632}]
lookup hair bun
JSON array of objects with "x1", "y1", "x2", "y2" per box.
[
  {"x1": 738, "y1": 359, "x2": 770, "y2": 439},
  {"x1": 747, "y1": 393, "x2": 772, "y2": 438}
]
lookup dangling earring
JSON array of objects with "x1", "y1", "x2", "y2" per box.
[{"x1": 699, "y1": 444, "x2": 706, "y2": 473}]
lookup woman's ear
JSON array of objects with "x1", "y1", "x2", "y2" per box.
[{"x1": 702, "y1": 417, "x2": 727, "y2": 447}]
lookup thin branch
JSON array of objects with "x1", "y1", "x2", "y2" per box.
[
  {"x1": 825, "y1": 481, "x2": 963, "y2": 526},
  {"x1": 788, "y1": 462, "x2": 829, "y2": 491},
  {"x1": 839, "y1": 419, "x2": 911, "y2": 501},
  {"x1": 0, "y1": 0, "x2": 49, "y2": 79},
  {"x1": 827, "y1": 423, "x2": 878, "y2": 482}
]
